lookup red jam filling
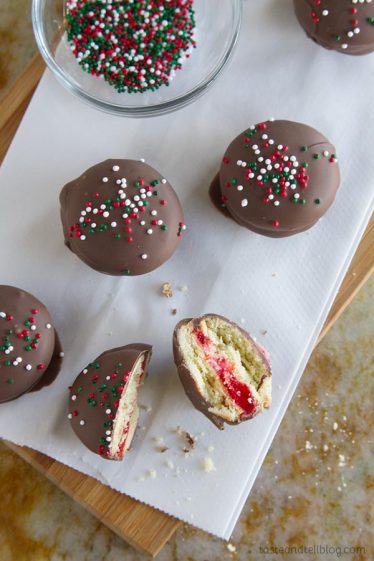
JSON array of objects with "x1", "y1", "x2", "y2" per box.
[{"x1": 193, "y1": 329, "x2": 255, "y2": 415}]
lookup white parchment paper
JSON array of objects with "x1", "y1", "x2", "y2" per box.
[{"x1": 0, "y1": 1, "x2": 373, "y2": 538}]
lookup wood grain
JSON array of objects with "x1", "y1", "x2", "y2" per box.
[{"x1": 0, "y1": 53, "x2": 373, "y2": 556}]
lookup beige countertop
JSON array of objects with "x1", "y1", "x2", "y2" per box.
[{"x1": 0, "y1": 2, "x2": 373, "y2": 560}]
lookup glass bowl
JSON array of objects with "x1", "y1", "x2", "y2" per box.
[{"x1": 32, "y1": 0, "x2": 242, "y2": 117}]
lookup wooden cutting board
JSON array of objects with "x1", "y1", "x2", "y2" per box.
[{"x1": 0, "y1": 54, "x2": 373, "y2": 557}]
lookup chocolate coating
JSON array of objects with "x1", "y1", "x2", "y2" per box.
[
  {"x1": 0, "y1": 285, "x2": 63, "y2": 403},
  {"x1": 173, "y1": 314, "x2": 272, "y2": 430},
  {"x1": 218, "y1": 120, "x2": 340, "y2": 237},
  {"x1": 68, "y1": 344, "x2": 152, "y2": 458},
  {"x1": 294, "y1": 0, "x2": 374, "y2": 55},
  {"x1": 60, "y1": 159, "x2": 186, "y2": 276}
]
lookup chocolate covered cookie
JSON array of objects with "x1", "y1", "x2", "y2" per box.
[
  {"x1": 294, "y1": 0, "x2": 374, "y2": 55},
  {"x1": 0, "y1": 285, "x2": 63, "y2": 403},
  {"x1": 217, "y1": 119, "x2": 340, "y2": 237},
  {"x1": 60, "y1": 159, "x2": 186, "y2": 276},
  {"x1": 173, "y1": 314, "x2": 271, "y2": 430},
  {"x1": 68, "y1": 344, "x2": 152, "y2": 460}
]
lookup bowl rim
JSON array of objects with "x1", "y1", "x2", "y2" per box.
[{"x1": 32, "y1": 0, "x2": 243, "y2": 117}]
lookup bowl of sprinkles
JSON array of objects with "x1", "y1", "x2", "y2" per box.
[{"x1": 32, "y1": 0, "x2": 242, "y2": 117}]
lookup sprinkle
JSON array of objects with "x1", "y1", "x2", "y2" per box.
[
  {"x1": 65, "y1": 0, "x2": 196, "y2": 94},
  {"x1": 46, "y1": 323, "x2": 52, "y2": 329},
  {"x1": 141, "y1": 254, "x2": 148, "y2": 260},
  {"x1": 112, "y1": 165, "x2": 120, "y2": 172},
  {"x1": 102, "y1": 177, "x2": 109, "y2": 183}
]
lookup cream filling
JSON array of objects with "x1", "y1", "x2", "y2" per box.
[
  {"x1": 178, "y1": 317, "x2": 271, "y2": 422},
  {"x1": 109, "y1": 357, "x2": 144, "y2": 459}
]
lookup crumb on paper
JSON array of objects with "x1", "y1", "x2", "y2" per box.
[
  {"x1": 162, "y1": 282, "x2": 173, "y2": 298},
  {"x1": 305, "y1": 440, "x2": 313, "y2": 451},
  {"x1": 172, "y1": 308, "x2": 177, "y2": 315},
  {"x1": 166, "y1": 460, "x2": 174, "y2": 469},
  {"x1": 148, "y1": 469, "x2": 157, "y2": 479},
  {"x1": 261, "y1": 329, "x2": 268, "y2": 336},
  {"x1": 240, "y1": 317, "x2": 246, "y2": 324},
  {"x1": 176, "y1": 426, "x2": 196, "y2": 453},
  {"x1": 203, "y1": 457, "x2": 216, "y2": 473},
  {"x1": 271, "y1": 273, "x2": 276, "y2": 277},
  {"x1": 227, "y1": 543, "x2": 236, "y2": 553},
  {"x1": 140, "y1": 403, "x2": 152, "y2": 413},
  {"x1": 207, "y1": 445, "x2": 215, "y2": 453},
  {"x1": 179, "y1": 285, "x2": 188, "y2": 293},
  {"x1": 153, "y1": 436, "x2": 164, "y2": 445},
  {"x1": 159, "y1": 446, "x2": 169, "y2": 453}
]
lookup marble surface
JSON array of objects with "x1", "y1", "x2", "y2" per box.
[{"x1": 0, "y1": 2, "x2": 373, "y2": 560}]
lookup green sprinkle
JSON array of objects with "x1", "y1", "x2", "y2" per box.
[
  {"x1": 6, "y1": 378, "x2": 15, "y2": 385},
  {"x1": 121, "y1": 268, "x2": 130, "y2": 276},
  {"x1": 4, "y1": 360, "x2": 11, "y2": 367},
  {"x1": 313, "y1": 154, "x2": 320, "y2": 160},
  {"x1": 314, "y1": 198, "x2": 321, "y2": 205}
]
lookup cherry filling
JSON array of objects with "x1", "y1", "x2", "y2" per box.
[
  {"x1": 193, "y1": 329, "x2": 256, "y2": 416},
  {"x1": 117, "y1": 422, "x2": 130, "y2": 458}
]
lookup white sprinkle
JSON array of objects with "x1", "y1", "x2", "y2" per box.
[
  {"x1": 111, "y1": 222, "x2": 117, "y2": 228},
  {"x1": 141, "y1": 254, "x2": 148, "y2": 260},
  {"x1": 71, "y1": 395, "x2": 77, "y2": 401},
  {"x1": 147, "y1": 229, "x2": 153, "y2": 235},
  {"x1": 102, "y1": 177, "x2": 109, "y2": 183},
  {"x1": 46, "y1": 323, "x2": 52, "y2": 329},
  {"x1": 241, "y1": 199, "x2": 248, "y2": 207},
  {"x1": 83, "y1": 369, "x2": 88, "y2": 374},
  {"x1": 151, "y1": 210, "x2": 157, "y2": 216},
  {"x1": 237, "y1": 185, "x2": 243, "y2": 191},
  {"x1": 80, "y1": 235, "x2": 86, "y2": 241},
  {"x1": 106, "y1": 436, "x2": 111, "y2": 442},
  {"x1": 105, "y1": 408, "x2": 111, "y2": 414},
  {"x1": 80, "y1": 420, "x2": 86, "y2": 426},
  {"x1": 59, "y1": 352, "x2": 64, "y2": 358},
  {"x1": 274, "y1": 201, "x2": 280, "y2": 207},
  {"x1": 140, "y1": 158, "x2": 145, "y2": 163},
  {"x1": 30, "y1": 325, "x2": 36, "y2": 331},
  {"x1": 0, "y1": 312, "x2": 6, "y2": 318},
  {"x1": 322, "y1": 9, "x2": 329, "y2": 16},
  {"x1": 112, "y1": 165, "x2": 120, "y2": 171},
  {"x1": 68, "y1": 413, "x2": 72, "y2": 419},
  {"x1": 25, "y1": 364, "x2": 32, "y2": 371},
  {"x1": 161, "y1": 179, "x2": 167, "y2": 184}
]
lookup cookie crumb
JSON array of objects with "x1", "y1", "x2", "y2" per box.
[
  {"x1": 203, "y1": 457, "x2": 216, "y2": 473},
  {"x1": 162, "y1": 282, "x2": 173, "y2": 298},
  {"x1": 172, "y1": 308, "x2": 177, "y2": 315},
  {"x1": 148, "y1": 469, "x2": 157, "y2": 479},
  {"x1": 227, "y1": 543, "x2": 236, "y2": 553},
  {"x1": 333, "y1": 422, "x2": 339, "y2": 431},
  {"x1": 179, "y1": 285, "x2": 188, "y2": 293}
]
